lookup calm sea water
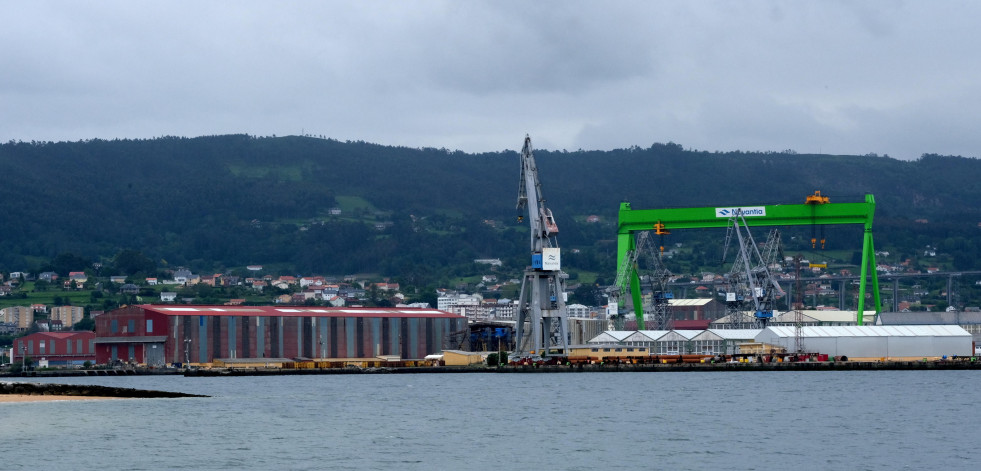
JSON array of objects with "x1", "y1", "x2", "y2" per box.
[{"x1": 1, "y1": 371, "x2": 977, "y2": 470}]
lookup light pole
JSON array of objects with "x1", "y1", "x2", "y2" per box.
[
  {"x1": 183, "y1": 338, "x2": 191, "y2": 368},
  {"x1": 21, "y1": 345, "x2": 27, "y2": 373}
]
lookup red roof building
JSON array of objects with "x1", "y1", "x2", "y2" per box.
[
  {"x1": 13, "y1": 331, "x2": 96, "y2": 366},
  {"x1": 94, "y1": 305, "x2": 465, "y2": 366}
]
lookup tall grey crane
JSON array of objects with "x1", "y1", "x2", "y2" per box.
[
  {"x1": 513, "y1": 135, "x2": 569, "y2": 359},
  {"x1": 721, "y1": 209, "x2": 785, "y2": 328}
]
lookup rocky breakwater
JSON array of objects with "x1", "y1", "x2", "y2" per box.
[{"x1": 1, "y1": 381, "x2": 208, "y2": 399}]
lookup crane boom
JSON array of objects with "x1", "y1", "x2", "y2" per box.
[{"x1": 517, "y1": 135, "x2": 558, "y2": 250}]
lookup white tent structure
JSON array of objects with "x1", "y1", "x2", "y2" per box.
[
  {"x1": 700, "y1": 329, "x2": 762, "y2": 355},
  {"x1": 622, "y1": 330, "x2": 670, "y2": 348},
  {"x1": 754, "y1": 325, "x2": 972, "y2": 359},
  {"x1": 655, "y1": 330, "x2": 702, "y2": 355},
  {"x1": 587, "y1": 331, "x2": 634, "y2": 344}
]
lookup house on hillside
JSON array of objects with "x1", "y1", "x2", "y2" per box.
[
  {"x1": 121, "y1": 284, "x2": 140, "y2": 295},
  {"x1": 373, "y1": 282, "x2": 400, "y2": 292},
  {"x1": 173, "y1": 269, "x2": 193, "y2": 284}
]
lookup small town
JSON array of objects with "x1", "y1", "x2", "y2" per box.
[{"x1": 3, "y1": 242, "x2": 980, "y2": 373}]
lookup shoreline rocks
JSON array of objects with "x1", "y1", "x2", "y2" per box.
[{"x1": 0, "y1": 381, "x2": 208, "y2": 398}]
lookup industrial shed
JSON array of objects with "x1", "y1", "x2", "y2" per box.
[
  {"x1": 693, "y1": 329, "x2": 762, "y2": 355},
  {"x1": 94, "y1": 305, "x2": 466, "y2": 366},
  {"x1": 569, "y1": 344, "x2": 651, "y2": 360},
  {"x1": 754, "y1": 325, "x2": 972, "y2": 360},
  {"x1": 876, "y1": 311, "x2": 981, "y2": 345},
  {"x1": 587, "y1": 331, "x2": 634, "y2": 344},
  {"x1": 12, "y1": 331, "x2": 96, "y2": 366},
  {"x1": 710, "y1": 310, "x2": 877, "y2": 327},
  {"x1": 442, "y1": 350, "x2": 487, "y2": 366},
  {"x1": 622, "y1": 330, "x2": 670, "y2": 348},
  {"x1": 655, "y1": 330, "x2": 702, "y2": 355}
]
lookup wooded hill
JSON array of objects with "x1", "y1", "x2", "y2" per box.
[{"x1": 1, "y1": 134, "x2": 979, "y2": 289}]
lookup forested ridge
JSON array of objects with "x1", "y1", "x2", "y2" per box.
[{"x1": 1, "y1": 134, "x2": 979, "y2": 288}]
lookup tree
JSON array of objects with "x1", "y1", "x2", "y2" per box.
[
  {"x1": 45, "y1": 253, "x2": 92, "y2": 277},
  {"x1": 10, "y1": 356, "x2": 33, "y2": 373},
  {"x1": 571, "y1": 283, "x2": 604, "y2": 306},
  {"x1": 405, "y1": 289, "x2": 438, "y2": 308},
  {"x1": 73, "y1": 317, "x2": 95, "y2": 331},
  {"x1": 366, "y1": 284, "x2": 382, "y2": 306},
  {"x1": 112, "y1": 249, "x2": 156, "y2": 276}
]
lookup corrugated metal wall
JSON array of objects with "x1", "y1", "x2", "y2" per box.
[{"x1": 162, "y1": 313, "x2": 460, "y2": 363}]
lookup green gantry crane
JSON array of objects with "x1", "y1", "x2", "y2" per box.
[{"x1": 617, "y1": 193, "x2": 882, "y2": 329}]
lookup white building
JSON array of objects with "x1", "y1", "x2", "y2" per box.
[
  {"x1": 566, "y1": 303, "x2": 590, "y2": 318},
  {"x1": 488, "y1": 299, "x2": 516, "y2": 320},
  {"x1": 437, "y1": 293, "x2": 484, "y2": 319},
  {"x1": 755, "y1": 325, "x2": 972, "y2": 359}
]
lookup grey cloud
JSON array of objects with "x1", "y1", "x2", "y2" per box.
[{"x1": 1, "y1": 1, "x2": 979, "y2": 160}]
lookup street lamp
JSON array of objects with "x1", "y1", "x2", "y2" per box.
[
  {"x1": 21, "y1": 345, "x2": 27, "y2": 374},
  {"x1": 183, "y1": 338, "x2": 192, "y2": 368}
]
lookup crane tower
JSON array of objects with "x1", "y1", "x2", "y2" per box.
[
  {"x1": 513, "y1": 135, "x2": 570, "y2": 359},
  {"x1": 720, "y1": 209, "x2": 785, "y2": 328}
]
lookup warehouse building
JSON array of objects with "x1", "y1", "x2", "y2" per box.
[
  {"x1": 586, "y1": 330, "x2": 634, "y2": 345},
  {"x1": 709, "y1": 310, "x2": 877, "y2": 328},
  {"x1": 94, "y1": 305, "x2": 466, "y2": 366},
  {"x1": 754, "y1": 325, "x2": 972, "y2": 360},
  {"x1": 620, "y1": 330, "x2": 670, "y2": 348},
  {"x1": 12, "y1": 331, "x2": 96, "y2": 366},
  {"x1": 876, "y1": 311, "x2": 981, "y2": 346},
  {"x1": 691, "y1": 329, "x2": 761, "y2": 355},
  {"x1": 626, "y1": 298, "x2": 727, "y2": 330},
  {"x1": 587, "y1": 325, "x2": 972, "y2": 359}
]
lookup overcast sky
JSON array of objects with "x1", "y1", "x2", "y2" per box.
[{"x1": 3, "y1": 1, "x2": 979, "y2": 159}]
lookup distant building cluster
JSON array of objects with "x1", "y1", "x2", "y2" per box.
[{"x1": 1, "y1": 305, "x2": 85, "y2": 333}]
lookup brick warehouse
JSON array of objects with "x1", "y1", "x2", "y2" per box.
[{"x1": 94, "y1": 305, "x2": 467, "y2": 366}]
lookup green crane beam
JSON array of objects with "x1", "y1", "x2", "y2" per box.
[{"x1": 617, "y1": 193, "x2": 881, "y2": 329}]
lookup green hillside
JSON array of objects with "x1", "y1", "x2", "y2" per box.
[{"x1": 1, "y1": 135, "x2": 979, "y2": 291}]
